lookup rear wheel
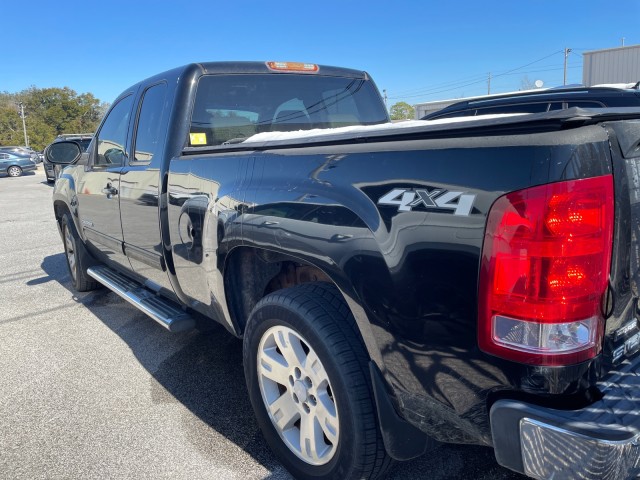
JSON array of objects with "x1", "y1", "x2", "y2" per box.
[
  {"x1": 243, "y1": 282, "x2": 391, "y2": 480},
  {"x1": 61, "y1": 213, "x2": 99, "y2": 292},
  {"x1": 7, "y1": 166, "x2": 22, "y2": 177}
]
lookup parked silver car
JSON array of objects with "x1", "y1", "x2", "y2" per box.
[{"x1": 0, "y1": 152, "x2": 37, "y2": 177}]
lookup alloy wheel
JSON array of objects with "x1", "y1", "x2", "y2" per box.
[{"x1": 257, "y1": 325, "x2": 339, "y2": 466}]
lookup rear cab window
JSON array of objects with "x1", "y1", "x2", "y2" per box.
[
  {"x1": 133, "y1": 82, "x2": 169, "y2": 164},
  {"x1": 189, "y1": 74, "x2": 388, "y2": 147}
]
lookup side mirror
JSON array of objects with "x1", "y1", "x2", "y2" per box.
[{"x1": 46, "y1": 141, "x2": 82, "y2": 165}]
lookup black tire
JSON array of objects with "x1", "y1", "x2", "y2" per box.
[
  {"x1": 61, "y1": 213, "x2": 99, "y2": 292},
  {"x1": 243, "y1": 282, "x2": 392, "y2": 480}
]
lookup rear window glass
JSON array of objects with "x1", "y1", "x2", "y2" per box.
[{"x1": 189, "y1": 74, "x2": 388, "y2": 147}]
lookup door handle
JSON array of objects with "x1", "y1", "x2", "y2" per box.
[{"x1": 102, "y1": 183, "x2": 118, "y2": 197}]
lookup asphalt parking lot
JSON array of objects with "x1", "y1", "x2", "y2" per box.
[{"x1": 0, "y1": 166, "x2": 525, "y2": 479}]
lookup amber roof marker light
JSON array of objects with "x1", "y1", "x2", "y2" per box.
[{"x1": 266, "y1": 61, "x2": 320, "y2": 73}]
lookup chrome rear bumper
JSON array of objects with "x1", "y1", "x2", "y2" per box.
[{"x1": 491, "y1": 359, "x2": 640, "y2": 479}]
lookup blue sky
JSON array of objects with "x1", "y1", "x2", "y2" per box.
[{"x1": 3, "y1": 1, "x2": 639, "y2": 107}]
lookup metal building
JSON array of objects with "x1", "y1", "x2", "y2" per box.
[
  {"x1": 413, "y1": 45, "x2": 640, "y2": 119},
  {"x1": 583, "y1": 45, "x2": 640, "y2": 86},
  {"x1": 414, "y1": 98, "x2": 460, "y2": 119}
]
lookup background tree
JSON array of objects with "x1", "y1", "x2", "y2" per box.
[
  {"x1": 0, "y1": 87, "x2": 108, "y2": 150},
  {"x1": 520, "y1": 75, "x2": 544, "y2": 91},
  {"x1": 389, "y1": 101, "x2": 415, "y2": 121},
  {"x1": 0, "y1": 105, "x2": 25, "y2": 147}
]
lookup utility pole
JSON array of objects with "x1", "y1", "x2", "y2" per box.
[
  {"x1": 18, "y1": 102, "x2": 28, "y2": 147},
  {"x1": 487, "y1": 72, "x2": 491, "y2": 95},
  {"x1": 622, "y1": 37, "x2": 626, "y2": 47},
  {"x1": 563, "y1": 47, "x2": 572, "y2": 86},
  {"x1": 382, "y1": 89, "x2": 388, "y2": 107}
]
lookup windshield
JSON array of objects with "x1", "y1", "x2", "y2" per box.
[
  {"x1": 78, "y1": 139, "x2": 92, "y2": 151},
  {"x1": 189, "y1": 74, "x2": 388, "y2": 146}
]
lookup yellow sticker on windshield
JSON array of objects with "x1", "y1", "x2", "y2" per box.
[{"x1": 190, "y1": 133, "x2": 207, "y2": 145}]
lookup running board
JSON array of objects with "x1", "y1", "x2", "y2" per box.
[{"x1": 87, "y1": 265, "x2": 195, "y2": 333}]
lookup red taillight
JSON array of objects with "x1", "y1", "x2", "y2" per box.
[{"x1": 478, "y1": 175, "x2": 614, "y2": 366}]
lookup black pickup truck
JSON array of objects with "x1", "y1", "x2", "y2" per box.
[{"x1": 47, "y1": 61, "x2": 640, "y2": 480}]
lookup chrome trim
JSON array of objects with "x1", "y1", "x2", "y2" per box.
[
  {"x1": 84, "y1": 228, "x2": 123, "y2": 253},
  {"x1": 520, "y1": 417, "x2": 640, "y2": 480},
  {"x1": 124, "y1": 243, "x2": 166, "y2": 271}
]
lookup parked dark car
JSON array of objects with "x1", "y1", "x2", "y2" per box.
[
  {"x1": 422, "y1": 84, "x2": 640, "y2": 120},
  {"x1": 44, "y1": 134, "x2": 93, "y2": 183},
  {"x1": 0, "y1": 152, "x2": 37, "y2": 177}
]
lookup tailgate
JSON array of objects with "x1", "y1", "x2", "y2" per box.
[{"x1": 605, "y1": 119, "x2": 640, "y2": 366}]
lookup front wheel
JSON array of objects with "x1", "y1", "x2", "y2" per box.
[
  {"x1": 61, "y1": 213, "x2": 99, "y2": 292},
  {"x1": 7, "y1": 166, "x2": 22, "y2": 177},
  {"x1": 243, "y1": 282, "x2": 391, "y2": 480}
]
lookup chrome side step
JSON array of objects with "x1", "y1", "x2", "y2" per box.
[{"x1": 87, "y1": 265, "x2": 195, "y2": 333}]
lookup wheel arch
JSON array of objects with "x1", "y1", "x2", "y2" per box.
[
  {"x1": 53, "y1": 199, "x2": 87, "y2": 248},
  {"x1": 222, "y1": 245, "x2": 383, "y2": 367},
  {"x1": 53, "y1": 199, "x2": 71, "y2": 236},
  {"x1": 52, "y1": 171, "x2": 82, "y2": 238}
]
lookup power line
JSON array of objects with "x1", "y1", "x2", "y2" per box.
[
  {"x1": 503, "y1": 64, "x2": 581, "y2": 76},
  {"x1": 388, "y1": 50, "x2": 565, "y2": 100},
  {"x1": 391, "y1": 62, "x2": 581, "y2": 97},
  {"x1": 388, "y1": 65, "x2": 581, "y2": 100},
  {"x1": 491, "y1": 50, "x2": 564, "y2": 79},
  {"x1": 391, "y1": 73, "x2": 489, "y2": 96},
  {"x1": 389, "y1": 77, "x2": 491, "y2": 100}
]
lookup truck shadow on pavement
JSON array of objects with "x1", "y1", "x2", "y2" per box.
[{"x1": 38, "y1": 252, "x2": 524, "y2": 480}]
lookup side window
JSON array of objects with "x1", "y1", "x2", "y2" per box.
[
  {"x1": 0, "y1": 153, "x2": 8, "y2": 159},
  {"x1": 95, "y1": 95, "x2": 134, "y2": 167},
  {"x1": 476, "y1": 103, "x2": 549, "y2": 115},
  {"x1": 133, "y1": 83, "x2": 168, "y2": 164},
  {"x1": 567, "y1": 101, "x2": 605, "y2": 108},
  {"x1": 429, "y1": 109, "x2": 474, "y2": 120}
]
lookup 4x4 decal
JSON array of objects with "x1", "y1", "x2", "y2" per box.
[{"x1": 378, "y1": 188, "x2": 476, "y2": 216}]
